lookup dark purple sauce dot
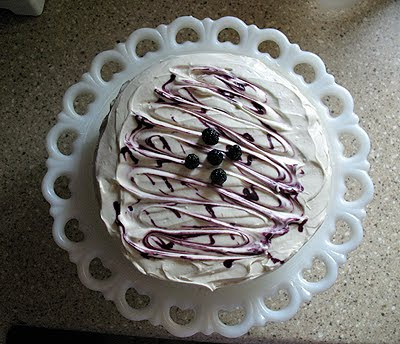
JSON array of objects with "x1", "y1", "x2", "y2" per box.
[
  {"x1": 243, "y1": 186, "x2": 259, "y2": 201},
  {"x1": 156, "y1": 159, "x2": 168, "y2": 167},
  {"x1": 242, "y1": 133, "x2": 254, "y2": 142},
  {"x1": 223, "y1": 259, "x2": 235, "y2": 268}
]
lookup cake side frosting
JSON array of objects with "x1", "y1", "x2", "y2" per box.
[{"x1": 96, "y1": 53, "x2": 331, "y2": 290}]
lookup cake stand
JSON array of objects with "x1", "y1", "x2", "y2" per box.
[{"x1": 42, "y1": 16, "x2": 373, "y2": 338}]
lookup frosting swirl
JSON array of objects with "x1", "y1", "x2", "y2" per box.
[{"x1": 96, "y1": 53, "x2": 331, "y2": 290}]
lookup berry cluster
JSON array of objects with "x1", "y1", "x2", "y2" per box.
[{"x1": 184, "y1": 128, "x2": 243, "y2": 186}]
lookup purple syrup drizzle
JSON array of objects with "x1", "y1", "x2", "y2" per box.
[
  {"x1": 209, "y1": 235, "x2": 216, "y2": 245},
  {"x1": 297, "y1": 218, "x2": 308, "y2": 233},
  {"x1": 145, "y1": 135, "x2": 172, "y2": 152},
  {"x1": 245, "y1": 155, "x2": 254, "y2": 166},
  {"x1": 205, "y1": 205, "x2": 216, "y2": 218},
  {"x1": 120, "y1": 146, "x2": 139, "y2": 164},
  {"x1": 267, "y1": 134, "x2": 274, "y2": 149},
  {"x1": 268, "y1": 253, "x2": 284, "y2": 264},
  {"x1": 113, "y1": 201, "x2": 123, "y2": 227},
  {"x1": 145, "y1": 174, "x2": 156, "y2": 185},
  {"x1": 168, "y1": 207, "x2": 182, "y2": 218},
  {"x1": 158, "y1": 239, "x2": 174, "y2": 250},
  {"x1": 179, "y1": 143, "x2": 186, "y2": 154},
  {"x1": 162, "y1": 176, "x2": 174, "y2": 192},
  {"x1": 115, "y1": 66, "x2": 308, "y2": 265}
]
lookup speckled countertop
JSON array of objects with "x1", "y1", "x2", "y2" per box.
[{"x1": 1, "y1": 0, "x2": 399, "y2": 343}]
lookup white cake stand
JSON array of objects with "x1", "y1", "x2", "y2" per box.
[{"x1": 42, "y1": 16, "x2": 373, "y2": 338}]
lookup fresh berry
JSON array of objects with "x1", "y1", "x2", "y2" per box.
[
  {"x1": 226, "y1": 144, "x2": 242, "y2": 161},
  {"x1": 184, "y1": 154, "x2": 200, "y2": 169},
  {"x1": 207, "y1": 149, "x2": 224, "y2": 166},
  {"x1": 202, "y1": 128, "x2": 220, "y2": 145},
  {"x1": 210, "y1": 168, "x2": 227, "y2": 186}
]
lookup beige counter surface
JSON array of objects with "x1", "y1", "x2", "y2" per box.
[{"x1": 1, "y1": 0, "x2": 399, "y2": 343}]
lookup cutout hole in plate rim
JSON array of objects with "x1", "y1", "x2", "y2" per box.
[
  {"x1": 176, "y1": 27, "x2": 199, "y2": 44},
  {"x1": 73, "y1": 91, "x2": 96, "y2": 116},
  {"x1": 258, "y1": 40, "x2": 280, "y2": 58},
  {"x1": 136, "y1": 39, "x2": 159, "y2": 57},
  {"x1": 218, "y1": 28, "x2": 240, "y2": 45},
  {"x1": 125, "y1": 287, "x2": 151, "y2": 309},
  {"x1": 100, "y1": 60, "x2": 124, "y2": 82},
  {"x1": 65, "y1": 218, "x2": 84, "y2": 242},
  {"x1": 294, "y1": 62, "x2": 316, "y2": 83},
  {"x1": 54, "y1": 175, "x2": 72, "y2": 199},
  {"x1": 170, "y1": 306, "x2": 195, "y2": 325},
  {"x1": 218, "y1": 306, "x2": 246, "y2": 326}
]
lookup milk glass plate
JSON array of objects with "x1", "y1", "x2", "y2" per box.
[{"x1": 42, "y1": 16, "x2": 373, "y2": 338}]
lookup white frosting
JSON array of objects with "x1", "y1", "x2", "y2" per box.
[{"x1": 96, "y1": 53, "x2": 331, "y2": 290}]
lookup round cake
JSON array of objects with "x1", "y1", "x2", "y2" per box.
[{"x1": 95, "y1": 53, "x2": 331, "y2": 290}]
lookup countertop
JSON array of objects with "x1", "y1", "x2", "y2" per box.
[{"x1": 1, "y1": 0, "x2": 399, "y2": 343}]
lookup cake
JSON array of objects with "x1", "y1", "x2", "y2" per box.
[{"x1": 95, "y1": 53, "x2": 331, "y2": 291}]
